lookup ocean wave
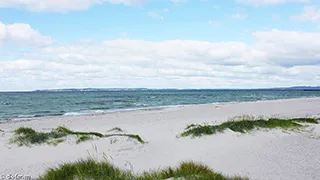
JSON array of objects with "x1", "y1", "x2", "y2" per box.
[
  {"x1": 133, "y1": 103, "x2": 148, "y2": 107},
  {"x1": 63, "y1": 110, "x2": 106, "y2": 116},
  {"x1": 10, "y1": 113, "x2": 62, "y2": 121},
  {"x1": 63, "y1": 112, "x2": 87, "y2": 116},
  {"x1": 17, "y1": 114, "x2": 37, "y2": 118}
]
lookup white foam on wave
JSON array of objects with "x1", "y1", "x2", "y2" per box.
[
  {"x1": 63, "y1": 110, "x2": 106, "y2": 116},
  {"x1": 17, "y1": 114, "x2": 36, "y2": 118},
  {"x1": 90, "y1": 110, "x2": 105, "y2": 114},
  {"x1": 63, "y1": 112, "x2": 87, "y2": 116}
]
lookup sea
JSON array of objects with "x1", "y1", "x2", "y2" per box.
[{"x1": 0, "y1": 89, "x2": 320, "y2": 121}]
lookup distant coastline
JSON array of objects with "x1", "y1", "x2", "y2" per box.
[{"x1": 31, "y1": 86, "x2": 320, "y2": 93}]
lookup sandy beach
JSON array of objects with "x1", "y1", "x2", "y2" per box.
[{"x1": 1, "y1": 98, "x2": 320, "y2": 180}]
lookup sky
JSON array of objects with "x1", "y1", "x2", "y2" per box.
[{"x1": 0, "y1": 0, "x2": 320, "y2": 91}]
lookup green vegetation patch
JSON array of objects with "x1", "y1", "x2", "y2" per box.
[
  {"x1": 181, "y1": 117, "x2": 319, "y2": 137},
  {"x1": 137, "y1": 161, "x2": 246, "y2": 180},
  {"x1": 11, "y1": 127, "x2": 68, "y2": 146},
  {"x1": 108, "y1": 127, "x2": 123, "y2": 132},
  {"x1": 289, "y1": 118, "x2": 319, "y2": 124},
  {"x1": 47, "y1": 139, "x2": 65, "y2": 146},
  {"x1": 38, "y1": 159, "x2": 133, "y2": 180},
  {"x1": 10, "y1": 126, "x2": 145, "y2": 147},
  {"x1": 105, "y1": 134, "x2": 145, "y2": 144},
  {"x1": 55, "y1": 126, "x2": 104, "y2": 137},
  {"x1": 76, "y1": 135, "x2": 92, "y2": 144},
  {"x1": 38, "y1": 159, "x2": 247, "y2": 180}
]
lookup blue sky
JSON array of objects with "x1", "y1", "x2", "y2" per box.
[
  {"x1": 0, "y1": 0, "x2": 320, "y2": 91},
  {"x1": 1, "y1": 0, "x2": 318, "y2": 42}
]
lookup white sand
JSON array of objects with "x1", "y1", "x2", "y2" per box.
[{"x1": 1, "y1": 98, "x2": 320, "y2": 179}]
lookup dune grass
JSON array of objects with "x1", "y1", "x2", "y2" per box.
[
  {"x1": 137, "y1": 161, "x2": 246, "y2": 180},
  {"x1": 38, "y1": 159, "x2": 247, "y2": 180},
  {"x1": 11, "y1": 127, "x2": 68, "y2": 146},
  {"x1": 10, "y1": 126, "x2": 145, "y2": 146},
  {"x1": 38, "y1": 159, "x2": 133, "y2": 180},
  {"x1": 105, "y1": 134, "x2": 145, "y2": 144},
  {"x1": 55, "y1": 126, "x2": 104, "y2": 137},
  {"x1": 76, "y1": 135, "x2": 92, "y2": 144},
  {"x1": 47, "y1": 139, "x2": 65, "y2": 146},
  {"x1": 181, "y1": 117, "x2": 319, "y2": 137},
  {"x1": 108, "y1": 127, "x2": 123, "y2": 132},
  {"x1": 289, "y1": 118, "x2": 319, "y2": 124}
]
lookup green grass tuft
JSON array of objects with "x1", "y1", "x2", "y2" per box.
[
  {"x1": 181, "y1": 117, "x2": 319, "y2": 137},
  {"x1": 38, "y1": 159, "x2": 247, "y2": 180},
  {"x1": 137, "y1": 161, "x2": 246, "y2": 180},
  {"x1": 108, "y1": 127, "x2": 123, "y2": 132},
  {"x1": 14, "y1": 127, "x2": 37, "y2": 135},
  {"x1": 76, "y1": 135, "x2": 92, "y2": 144},
  {"x1": 290, "y1": 118, "x2": 319, "y2": 124},
  {"x1": 105, "y1": 134, "x2": 145, "y2": 144},
  {"x1": 47, "y1": 139, "x2": 65, "y2": 146},
  {"x1": 55, "y1": 126, "x2": 104, "y2": 137},
  {"x1": 185, "y1": 124, "x2": 200, "y2": 130},
  {"x1": 10, "y1": 126, "x2": 145, "y2": 146},
  {"x1": 38, "y1": 159, "x2": 134, "y2": 180},
  {"x1": 11, "y1": 127, "x2": 67, "y2": 146}
]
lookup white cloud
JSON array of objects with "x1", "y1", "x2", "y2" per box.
[
  {"x1": 1, "y1": 25, "x2": 320, "y2": 90},
  {"x1": 0, "y1": 21, "x2": 53, "y2": 46},
  {"x1": 0, "y1": 0, "x2": 149, "y2": 12},
  {"x1": 291, "y1": 6, "x2": 320, "y2": 23},
  {"x1": 147, "y1": 11, "x2": 164, "y2": 20},
  {"x1": 237, "y1": 0, "x2": 310, "y2": 6},
  {"x1": 253, "y1": 29, "x2": 320, "y2": 66},
  {"x1": 0, "y1": 22, "x2": 8, "y2": 44}
]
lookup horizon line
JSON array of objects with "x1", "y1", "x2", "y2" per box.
[{"x1": 1, "y1": 86, "x2": 319, "y2": 93}]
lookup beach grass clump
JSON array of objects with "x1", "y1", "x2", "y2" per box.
[
  {"x1": 105, "y1": 134, "x2": 145, "y2": 144},
  {"x1": 11, "y1": 127, "x2": 68, "y2": 146},
  {"x1": 38, "y1": 159, "x2": 134, "y2": 180},
  {"x1": 14, "y1": 127, "x2": 37, "y2": 135},
  {"x1": 108, "y1": 127, "x2": 123, "y2": 132},
  {"x1": 76, "y1": 135, "x2": 93, "y2": 144},
  {"x1": 181, "y1": 117, "x2": 319, "y2": 137},
  {"x1": 55, "y1": 126, "x2": 104, "y2": 137},
  {"x1": 137, "y1": 161, "x2": 246, "y2": 180},
  {"x1": 289, "y1": 118, "x2": 319, "y2": 124},
  {"x1": 10, "y1": 126, "x2": 145, "y2": 146},
  {"x1": 47, "y1": 139, "x2": 65, "y2": 146},
  {"x1": 38, "y1": 159, "x2": 247, "y2": 180}
]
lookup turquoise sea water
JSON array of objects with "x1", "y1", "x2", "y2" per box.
[{"x1": 0, "y1": 89, "x2": 320, "y2": 121}]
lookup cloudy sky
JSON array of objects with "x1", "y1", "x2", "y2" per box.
[{"x1": 0, "y1": 0, "x2": 319, "y2": 91}]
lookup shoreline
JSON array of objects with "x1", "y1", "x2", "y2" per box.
[
  {"x1": 1, "y1": 97, "x2": 320, "y2": 180},
  {"x1": 1, "y1": 96, "x2": 320, "y2": 125}
]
